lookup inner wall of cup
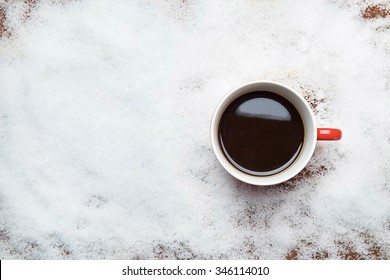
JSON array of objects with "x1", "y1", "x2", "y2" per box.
[{"x1": 211, "y1": 81, "x2": 316, "y2": 185}]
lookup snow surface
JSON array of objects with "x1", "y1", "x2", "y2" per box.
[{"x1": 0, "y1": 0, "x2": 390, "y2": 259}]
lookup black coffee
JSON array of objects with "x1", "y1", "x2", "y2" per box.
[{"x1": 218, "y1": 91, "x2": 304, "y2": 176}]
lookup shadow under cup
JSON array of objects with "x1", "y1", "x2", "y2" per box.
[{"x1": 210, "y1": 81, "x2": 317, "y2": 186}]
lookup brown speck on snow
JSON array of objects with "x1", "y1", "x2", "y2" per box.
[{"x1": 362, "y1": 4, "x2": 390, "y2": 19}]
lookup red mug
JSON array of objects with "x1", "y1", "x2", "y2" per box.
[{"x1": 210, "y1": 80, "x2": 342, "y2": 185}]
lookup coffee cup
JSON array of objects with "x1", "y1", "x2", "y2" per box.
[{"x1": 210, "y1": 80, "x2": 342, "y2": 186}]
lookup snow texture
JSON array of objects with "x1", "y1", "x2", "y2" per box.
[{"x1": 0, "y1": 0, "x2": 390, "y2": 259}]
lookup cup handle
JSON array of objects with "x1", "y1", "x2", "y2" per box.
[{"x1": 317, "y1": 128, "x2": 342, "y2": 140}]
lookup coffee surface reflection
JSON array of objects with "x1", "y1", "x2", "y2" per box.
[{"x1": 218, "y1": 91, "x2": 304, "y2": 176}]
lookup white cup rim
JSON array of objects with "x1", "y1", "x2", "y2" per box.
[{"x1": 210, "y1": 80, "x2": 317, "y2": 186}]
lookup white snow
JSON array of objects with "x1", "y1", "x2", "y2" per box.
[{"x1": 0, "y1": 0, "x2": 390, "y2": 259}]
